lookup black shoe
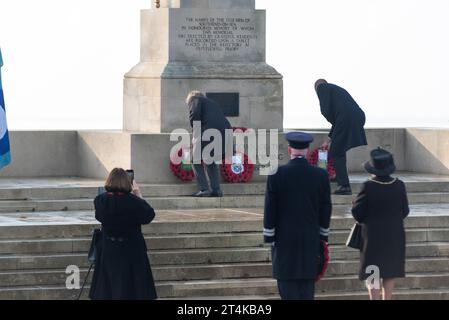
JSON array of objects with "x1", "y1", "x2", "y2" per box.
[
  {"x1": 209, "y1": 191, "x2": 223, "y2": 198},
  {"x1": 334, "y1": 186, "x2": 352, "y2": 195},
  {"x1": 191, "y1": 190, "x2": 210, "y2": 197}
]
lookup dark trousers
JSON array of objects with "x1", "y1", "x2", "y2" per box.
[
  {"x1": 193, "y1": 163, "x2": 221, "y2": 193},
  {"x1": 333, "y1": 153, "x2": 350, "y2": 187},
  {"x1": 277, "y1": 279, "x2": 315, "y2": 300}
]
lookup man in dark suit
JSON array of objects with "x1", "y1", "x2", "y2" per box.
[
  {"x1": 264, "y1": 132, "x2": 332, "y2": 300},
  {"x1": 186, "y1": 91, "x2": 232, "y2": 197},
  {"x1": 315, "y1": 79, "x2": 367, "y2": 195}
]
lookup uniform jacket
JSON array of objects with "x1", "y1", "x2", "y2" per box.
[
  {"x1": 317, "y1": 83, "x2": 367, "y2": 156},
  {"x1": 264, "y1": 157, "x2": 332, "y2": 280}
]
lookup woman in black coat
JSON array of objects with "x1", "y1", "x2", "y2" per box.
[
  {"x1": 352, "y1": 148, "x2": 409, "y2": 300},
  {"x1": 89, "y1": 168, "x2": 157, "y2": 300}
]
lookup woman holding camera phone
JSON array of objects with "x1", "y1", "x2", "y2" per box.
[{"x1": 89, "y1": 168, "x2": 157, "y2": 300}]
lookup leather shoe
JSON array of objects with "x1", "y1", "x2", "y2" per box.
[
  {"x1": 191, "y1": 190, "x2": 210, "y2": 197},
  {"x1": 209, "y1": 191, "x2": 223, "y2": 198},
  {"x1": 334, "y1": 186, "x2": 352, "y2": 195}
]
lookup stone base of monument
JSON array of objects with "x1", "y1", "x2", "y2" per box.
[
  {"x1": 0, "y1": 128, "x2": 424, "y2": 182},
  {"x1": 1, "y1": 173, "x2": 449, "y2": 300}
]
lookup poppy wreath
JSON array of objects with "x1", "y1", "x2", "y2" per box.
[
  {"x1": 307, "y1": 146, "x2": 336, "y2": 179},
  {"x1": 220, "y1": 127, "x2": 254, "y2": 183},
  {"x1": 316, "y1": 240, "x2": 330, "y2": 282},
  {"x1": 169, "y1": 148, "x2": 195, "y2": 182}
]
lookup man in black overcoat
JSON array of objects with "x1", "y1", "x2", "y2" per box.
[
  {"x1": 186, "y1": 91, "x2": 232, "y2": 197},
  {"x1": 315, "y1": 79, "x2": 367, "y2": 195},
  {"x1": 263, "y1": 132, "x2": 332, "y2": 300}
]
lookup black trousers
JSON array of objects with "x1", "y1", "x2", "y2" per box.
[
  {"x1": 277, "y1": 279, "x2": 315, "y2": 300},
  {"x1": 333, "y1": 153, "x2": 350, "y2": 187},
  {"x1": 192, "y1": 163, "x2": 221, "y2": 193}
]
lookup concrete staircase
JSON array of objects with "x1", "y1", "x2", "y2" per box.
[{"x1": 0, "y1": 173, "x2": 449, "y2": 300}]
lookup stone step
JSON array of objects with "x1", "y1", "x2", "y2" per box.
[
  {"x1": 1, "y1": 192, "x2": 449, "y2": 212},
  {"x1": 156, "y1": 273, "x2": 449, "y2": 298},
  {"x1": 2, "y1": 273, "x2": 449, "y2": 300},
  {"x1": 0, "y1": 248, "x2": 272, "y2": 271},
  {"x1": 332, "y1": 242, "x2": 449, "y2": 260},
  {"x1": 1, "y1": 244, "x2": 448, "y2": 273},
  {"x1": 165, "y1": 288, "x2": 449, "y2": 300},
  {"x1": 1, "y1": 207, "x2": 449, "y2": 239},
  {"x1": 0, "y1": 263, "x2": 272, "y2": 287},
  {"x1": 1, "y1": 251, "x2": 449, "y2": 288},
  {"x1": 1, "y1": 175, "x2": 449, "y2": 200},
  {"x1": 0, "y1": 233, "x2": 265, "y2": 254},
  {"x1": 2, "y1": 229, "x2": 449, "y2": 255},
  {"x1": 317, "y1": 288, "x2": 449, "y2": 300},
  {"x1": 332, "y1": 227, "x2": 449, "y2": 245},
  {"x1": 0, "y1": 205, "x2": 449, "y2": 243}
]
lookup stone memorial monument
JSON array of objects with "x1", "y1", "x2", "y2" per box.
[{"x1": 123, "y1": 0, "x2": 283, "y2": 133}]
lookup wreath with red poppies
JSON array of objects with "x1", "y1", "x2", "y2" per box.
[
  {"x1": 169, "y1": 148, "x2": 195, "y2": 182},
  {"x1": 307, "y1": 146, "x2": 336, "y2": 180},
  {"x1": 220, "y1": 127, "x2": 255, "y2": 183}
]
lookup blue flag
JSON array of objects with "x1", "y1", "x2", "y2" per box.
[{"x1": 0, "y1": 48, "x2": 11, "y2": 169}]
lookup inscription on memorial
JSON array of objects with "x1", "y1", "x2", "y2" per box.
[{"x1": 176, "y1": 16, "x2": 258, "y2": 53}]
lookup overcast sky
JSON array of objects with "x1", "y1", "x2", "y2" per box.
[{"x1": 1, "y1": 0, "x2": 448, "y2": 130}]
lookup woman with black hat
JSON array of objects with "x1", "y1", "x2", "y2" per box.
[{"x1": 351, "y1": 148, "x2": 410, "y2": 300}]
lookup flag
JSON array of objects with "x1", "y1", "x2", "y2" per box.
[{"x1": 0, "y1": 48, "x2": 11, "y2": 170}]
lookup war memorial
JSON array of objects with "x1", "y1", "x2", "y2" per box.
[{"x1": 1, "y1": 0, "x2": 449, "y2": 300}]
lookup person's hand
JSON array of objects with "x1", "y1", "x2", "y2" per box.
[
  {"x1": 320, "y1": 138, "x2": 331, "y2": 149},
  {"x1": 132, "y1": 181, "x2": 143, "y2": 199}
]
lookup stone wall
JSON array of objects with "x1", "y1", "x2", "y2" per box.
[{"x1": 0, "y1": 128, "x2": 429, "y2": 182}]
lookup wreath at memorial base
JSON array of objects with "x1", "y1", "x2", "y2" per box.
[
  {"x1": 307, "y1": 146, "x2": 336, "y2": 180},
  {"x1": 169, "y1": 148, "x2": 195, "y2": 182},
  {"x1": 220, "y1": 127, "x2": 254, "y2": 183},
  {"x1": 221, "y1": 153, "x2": 254, "y2": 183}
]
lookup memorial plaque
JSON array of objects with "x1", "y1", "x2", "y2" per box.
[
  {"x1": 170, "y1": 10, "x2": 264, "y2": 62},
  {"x1": 206, "y1": 92, "x2": 239, "y2": 117}
]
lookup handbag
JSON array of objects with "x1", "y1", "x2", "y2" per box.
[
  {"x1": 88, "y1": 228, "x2": 102, "y2": 263},
  {"x1": 77, "y1": 228, "x2": 102, "y2": 300},
  {"x1": 346, "y1": 223, "x2": 363, "y2": 250}
]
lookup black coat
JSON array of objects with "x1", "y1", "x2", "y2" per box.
[
  {"x1": 189, "y1": 96, "x2": 232, "y2": 161},
  {"x1": 317, "y1": 83, "x2": 367, "y2": 156},
  {"x1": 89, "y1": 192, "x2": 157, "y2": 300},
  {"x1": 352, "y1": 176, "x2": 410, "y2": 280},
  {"x1": 264, "y1": 157, "x2": 332, "y2": 280}
]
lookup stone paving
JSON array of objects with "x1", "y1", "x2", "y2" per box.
[
  {"x1": 0, "y1": 204, "x2": 448, "y2": 227},
  {"x1": 0, "y1": 172, "x2": 449, "y2": 189}
]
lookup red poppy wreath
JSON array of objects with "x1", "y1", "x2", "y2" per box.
[
  {"x1": 307, "y1": 146, "x2": 336, "y2": 180},
  {"x1": 220, "y1": 127, "x2": 254, "y2": 183},
  {"x1": 169, "y1": 148, "x2": 195, "y2": 182}
]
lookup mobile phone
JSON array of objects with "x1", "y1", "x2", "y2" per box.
[{"x1": 126, "y1": 169, "x2": 135, "y2": 184}]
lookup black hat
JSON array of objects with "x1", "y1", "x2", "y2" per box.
[
  {"x1": 285, "y1": 132, "x2": 314, "y2": 149},
  {"x1": 363, "y1": 147, "x2": 396, "y2": 176}
]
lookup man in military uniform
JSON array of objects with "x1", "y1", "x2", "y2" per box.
[
  {"x1": 264, "y1": 132, "x2": 332, "y2": 300},
  {"x1": 315, "y1": 79, "x2": 367, "y2": 195}
]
